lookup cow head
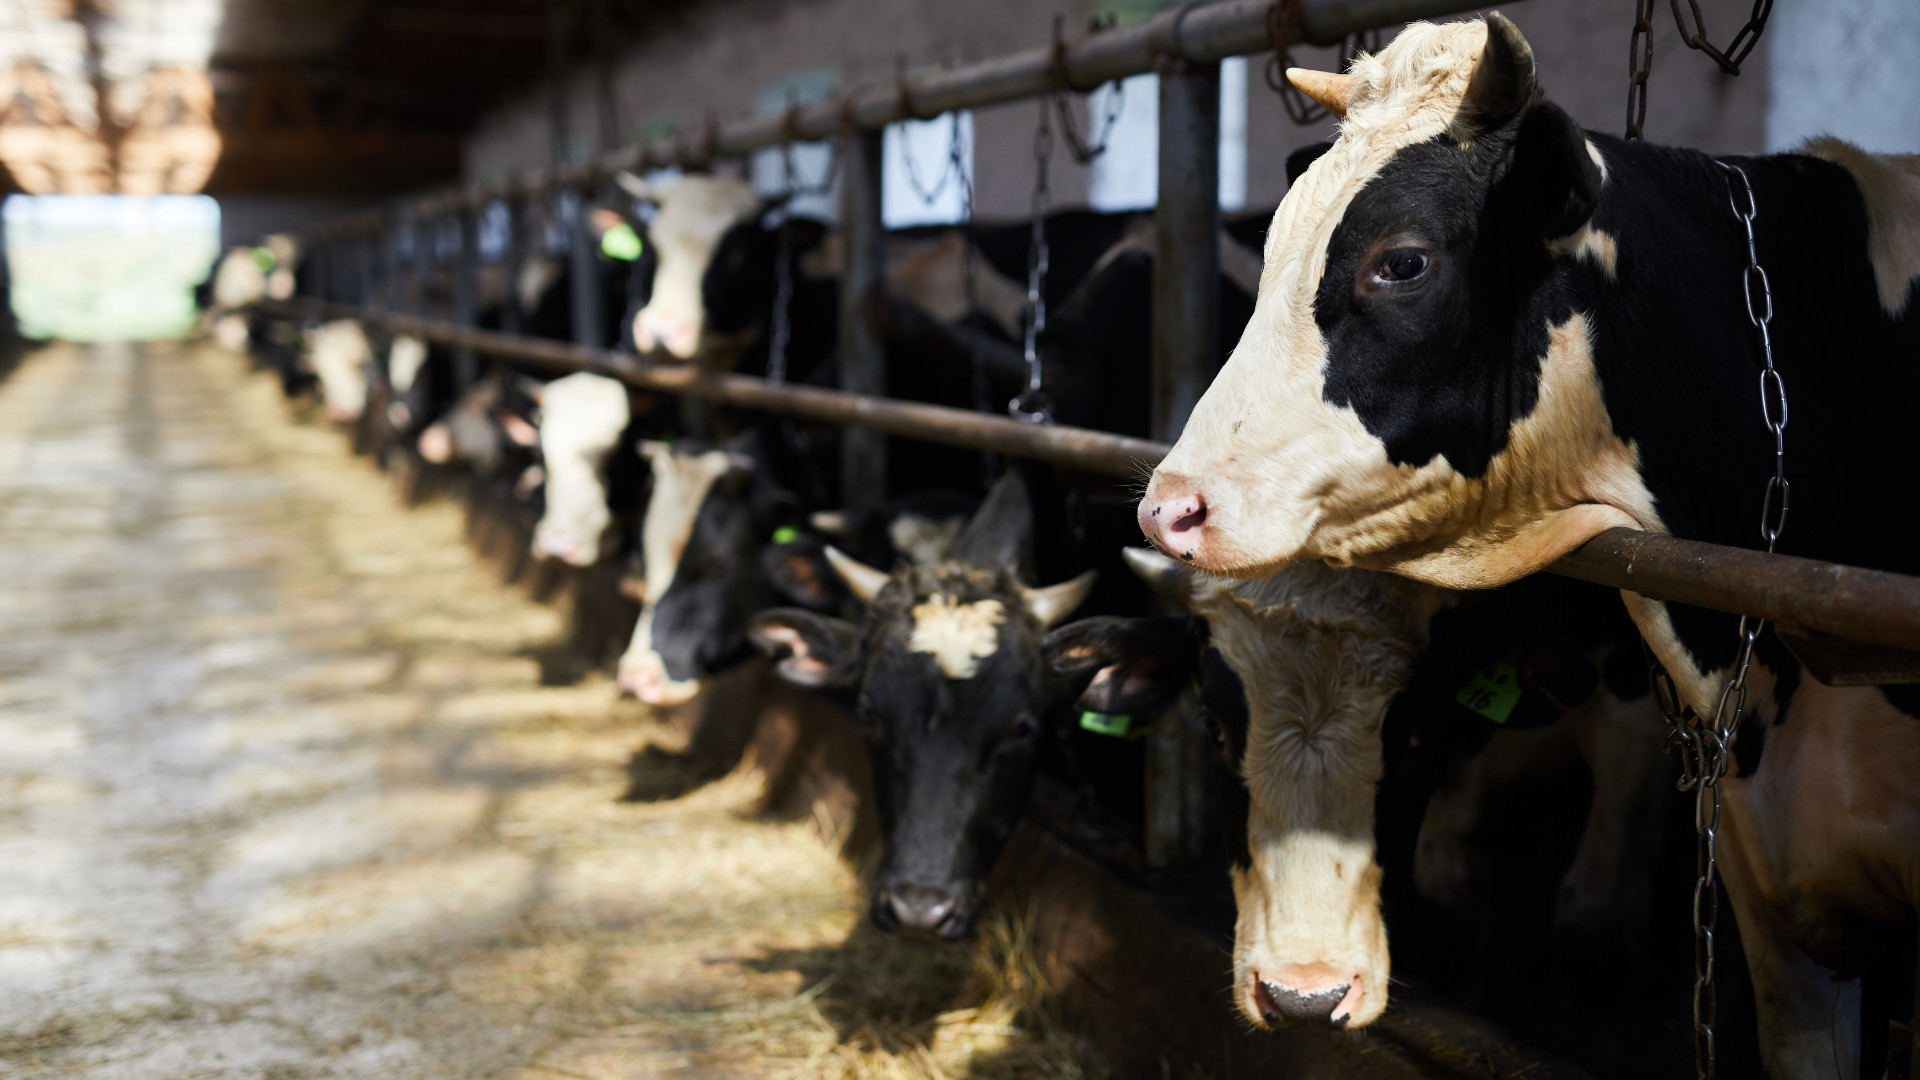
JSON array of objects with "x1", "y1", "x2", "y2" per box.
[
  {"x1": 305, "y1": 318, "x2": 371, "y2": 422},
  {"x1": 748, "y1": 472, "x2": 1096, "y2": 939},
  {"x1": 616, "y1": 432, "x2": 806, "y2": 706},
  {"x1": 530, "y1": 372, "x2": 631, "y2": 566},
  {"x1": 617, "y1": 172, "x2": 777, "y2": 365},
  {"x1": 1050, "y1": 548, "x2": 1442, "y2": 1029},
  {"x1": 1138, "y1": 16, "x2": 1640, "y2": 590}
]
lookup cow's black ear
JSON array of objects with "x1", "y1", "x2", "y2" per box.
[
  {"x1": 1042, "y1": 615, "x2": 1201, "y2": 718},
  {"x1": 749, "y1": 608, "x2": 862, "y2": 688},
  {"x1": 1507, "y1": 100, "x2": 1601, "y2": 239},
  {"x1": 762, "y1": 537, "x2": 845, "y2": 613},
  {"x1": 1509, "y1": 629, "x2": 1599, "y2": 710},
  {"x1": 1286, "y1": 142, "x2": 1334, "y2": 188}
]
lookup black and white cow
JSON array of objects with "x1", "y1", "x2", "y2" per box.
[
  {"x1": 1045, "y1": 549, "x2": 1671, "y2": 1031},
  {"x1": 614, "y1": 426, "x2": 977, "y2": 705},
  {"x1": 747, "y1": 471, "x2": 1096, "y2": 938},
  {"x1": 1135, "y1": 16, "x2": 1920, "y2": 1075}
]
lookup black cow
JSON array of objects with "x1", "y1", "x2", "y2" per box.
[{"x1": 747, "y1": 471, "x2": 1097, "y2": 938}]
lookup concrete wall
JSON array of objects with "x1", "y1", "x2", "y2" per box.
[
  {"x1": 463, "y1": 0, "x2": 1781, "y2": 221},
  {"x1": 217, "y1": 195, "x2": 376, "y2": 250}
]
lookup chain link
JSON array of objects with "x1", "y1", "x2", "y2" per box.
[
  {"x1": 1263, "y1": 0, "x2": 1379, "y2": 125},
  {"x1": 1626, "y1": 0, "x2": 1655, "y2": 140},
  {"x1": 1645, "y1": 160, "x2": 1785, "y2": 1080},
  {"x1": 1625, "y1": 0, "x2": 1773, "y2": 140},
  {"x1": 1009, "y1": 96, "x2": 1054, "y2": 424}
]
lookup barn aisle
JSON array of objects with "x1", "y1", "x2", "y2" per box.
[{"x1": 0, "y1": 343, "x2": 1083, "y2": 1079}]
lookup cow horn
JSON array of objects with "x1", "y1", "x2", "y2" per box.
[
  {"x1": 1285, "y1": 68, "x2": 1355, "y2": 120},
  {"x1": 1123, "y1": 546, "x2": 1194, "y2": 608},
  {"x1": 1021, "y1": 570, "x2": 1097, "y2": 631},
  {"x1": 824, "y1": 545, "x2": 890, "y2": 604},
  {"x1": 1465, "y1": 12, "x2": 1537, "y2": 129},
  {"x1": 614, "y1": 170, "x2": 656, "y2": 201}
]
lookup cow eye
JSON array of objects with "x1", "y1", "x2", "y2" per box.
[
  {"x1": 1373, "y1": 248, "x2": 1430, "y2": 284},
  {"x1": 1196, "y1": 707, "x2": 1225, "y2": 746},
  {"x1": 1008, "y1": 714, "x2": 1039, "y2": 740}
]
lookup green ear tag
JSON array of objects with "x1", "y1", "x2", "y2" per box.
[
  {"x1": 251, "y1": 246, "x2": 276, "y2": 272},
  {"x1": 600, "y1": 222, "x2": 644, "y2": 262},
  {"x1": 1454, "y1": 660, "x2": 1522, "y2": 724},
  {"x1": 1079, "y1": 711, "x2": 1134, "y2": 738},
  {"x1": 771, "y1": 525, "x2": 799, "y2": 544}
]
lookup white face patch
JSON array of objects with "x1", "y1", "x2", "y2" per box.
[
  {"x1": 616, "y1": 447, "x2": 738, "y2": 705},
  {"x1": 516, "y1": 255, "x2": 564, "y2": 314},
  {"x1": 306, "y1": 319, "x2": 370, "y2": 421},
  {"x1": 387, "y1": 334, "x2": 428, "y2": 394},
  {"x1": 630, "y1": 176, "x2": 762, "y2": 361},
  {"x1": 908, "y1": 594, "x2": 1006, "y2": 680},
  {"x1": 532, "y1": 372, "x2": 630, "y2": 566},
  {"x1": 211, "y1": 248, "x2": 265, "y2": 309}
]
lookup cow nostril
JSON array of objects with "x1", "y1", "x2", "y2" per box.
[
  {"x1": 1168, "y1": 497, "x2": 1208, "y2": 534},
  {"x1": 1255, "y1": 978, "x2": 1351, "y2": 1028}
]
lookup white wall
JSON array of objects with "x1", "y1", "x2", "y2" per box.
[{"x1": 1765, "y1": 0, "x2": 1920, "y2": 153}]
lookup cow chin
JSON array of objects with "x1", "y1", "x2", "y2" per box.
[
  {"x1": 1230, "y1": 831, "x2": 1389, "y2": 1031},
  {"x1": 616, "y1": 650, "x2": 702, "y2": 707}
]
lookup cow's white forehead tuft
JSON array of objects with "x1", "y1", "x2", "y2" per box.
[{"x1": 908, "y1": 594, "x2": 1006, "y2": 680}]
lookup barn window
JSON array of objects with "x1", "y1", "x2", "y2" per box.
[
  {"x1": 882, "y1": 112, "x2": 975, "y2": 229},
  {"x1": 1087, "y1": 56, "x2": 1250, "y2": 213}
]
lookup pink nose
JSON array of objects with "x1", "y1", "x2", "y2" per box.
[
  {"x1": 1137, "y1": 488, "x2": 1209, "y2": 562},
  {"x1": 533, "y1": 527, "x2": 588, "y2": 565},
  {"x1": 617, "y1": 663, "x2": 666, "y2": 704}
]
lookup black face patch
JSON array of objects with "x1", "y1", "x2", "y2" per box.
[
  {"x1": 1314, "y1": 132, "x2": 1578, "y2": 478},
  {"x1": 700, "y1": 222, "x2": 777, "y2": 335}
]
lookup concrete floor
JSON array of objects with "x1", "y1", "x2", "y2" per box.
[{"x1": 0, "y1": 342, "x2": 1082, "y2": 1079}]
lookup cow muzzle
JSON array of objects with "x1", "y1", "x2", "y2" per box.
[
  {"x1": 871, "y1": 882, "x2": 973, "y2": 940},
  {"x1": 532, "y1": 524, "x2": 598, "y2": 567},
  {"x1": 1247, "y1": 967, "x2": 1365, "y2": 1029},
  {"x1": 615, "y1": 654, "x2": 701, "y2": 707}
]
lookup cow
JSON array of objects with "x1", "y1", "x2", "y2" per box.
[
  {"x1": 1133, "y1": 16, "x2": 1920, "y2": 1076},
  {"x1": 746, "y1": 471, "x2": 1097, "y2": 938},
  {"x1": 529, "y1": 371, "x2": 635, "y2": 567},
  {"x1": 615, "y1": 425, "x2": 975, "y2": 707},
  {"x1": 304, "y1": 319, "x2": 372, "y2": 423},
  {"x1": 1044, "y1": 548, "x2": 1672, "y2": 1032}
]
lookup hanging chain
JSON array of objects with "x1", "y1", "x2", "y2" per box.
[
  {"x1": 1626, "y1": 0, "x2": 1655, "y2": 140},
  {"x1": 1054, "y1": 77, "x2": 1125, "y2": 163},
  {"x1": 1625, "y1": 0, "x2": 1774, "y2": 139},
  {"x1": 1646, "y1": 160, "x2": 1786, "y2": 1080},
  {"x1": 1009, "y1": 96, "x2": 1054, "y2": 424},
  {"x1": 1264, "y1": 0, "x2": 1379, "y2": 125}
]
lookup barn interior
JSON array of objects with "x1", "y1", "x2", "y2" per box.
[{"x1": 1, "y1": 1, "x2": 1918, "y2": 1079}]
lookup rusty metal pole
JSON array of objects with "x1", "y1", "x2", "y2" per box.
[
  {"x1": 838, "y1": 127, "x2": 888, "y2": 511},
  {"x1": 1146, "y1": 52, "x2": 1222, "y2": 869}
]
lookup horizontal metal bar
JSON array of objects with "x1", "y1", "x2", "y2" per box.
[
  {"x1": 258, "y1": 300, "x2": 1165, "y2": 477},
  {"x1": 1551, "y1": 529, "x2": 1920, "y2": 654},
  {"x1": 256, "y1": 299, "x2": 1920, "y2": 655},
  {"x1": 302, "y1": 0, "x2": 1497, "y2": 231}
]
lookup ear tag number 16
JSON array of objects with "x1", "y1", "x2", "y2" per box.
[{"x1": 1454, "y1": 660, "x2": 1521, "y2": 724}]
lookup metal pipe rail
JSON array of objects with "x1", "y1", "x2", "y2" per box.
[
  {"x1": 294, "y1": 0, "x2": 1489, "y2": 240},
  {"x1": 259, "y1": 299, "x2": 1920, "y2": 656}
]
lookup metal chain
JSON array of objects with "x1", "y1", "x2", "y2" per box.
[
  {"x1": 1009, "y1": 96, "x2": 1054, "y2": 424},
  {"x1": 1646, "y1": 160, "x2": 1786, "y2": 1080},
  {"x1": 1625, "y1": 0, "x2": 1773, "y2": 139},
  {"x1": 1053, "y1": 78, "x2": 1125, "y2": 164},
  {"x1": 1264, "y1": 0, "x2": 1379, "y2": 125},
  {"x1": 1626, "y1": 0, "x2": 1655, "y2": 140},
  {"x1": 1672, "y1": 0, "x2": 1774, "y2": 75}
]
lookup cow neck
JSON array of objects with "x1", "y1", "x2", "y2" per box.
[{"x1": 1573, "y1": 134, "x2": 1920, "y2": 679}]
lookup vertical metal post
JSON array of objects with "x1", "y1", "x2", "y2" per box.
[
  {"x1": 455, "y1": 206, "x2": 481, "y2": 386},
  {"x1": 838, "y1": 126, "x2": 887, "y2": 510},
  {"x1": 566, "y1": 187, "x2": 604, "y2": 347},
  {"x1": 1146, "y1": 56, "x2": 1221, "y2": 869},
  {"x1": 385, "y1": 201, "x2": 405, "y2": 314},
  {"x1": 503, "y1": 198, "x2": 525, "y2": 335}
]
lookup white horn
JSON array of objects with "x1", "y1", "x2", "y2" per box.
[
  {"x1": 824, "y1": 545, "x2": 890, "y2": 604},
  {"x1": 1285, "y1": 68, "x2": 1355, "y2": 119},
  {"x1": 1021, "y1": 570, "x2": 1098, "y2": 631}
]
